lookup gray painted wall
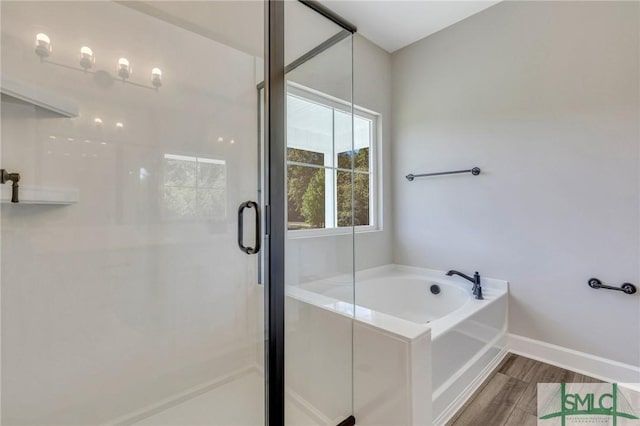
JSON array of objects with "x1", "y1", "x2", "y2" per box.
[{"x1": 391, "y1": 1, "x2": 640, "y2": 365}]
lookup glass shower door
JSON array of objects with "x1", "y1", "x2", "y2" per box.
[
  {"x1": 1, "y1": 2, "x2": 266, "y2": 425},
  {"x1": 283, "y1": 2, "x2": 356, "y2": 424}
]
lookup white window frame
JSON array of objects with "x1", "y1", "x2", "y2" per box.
[{"x1": 286, "y1": 82, "x2": 381, "y2": 239}]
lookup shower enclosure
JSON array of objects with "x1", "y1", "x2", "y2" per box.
[{"x1": 0, "y1": 1, "x2": 356, "y2": 425}]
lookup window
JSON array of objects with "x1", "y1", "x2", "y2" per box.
[
  {"x1": 286, "y1": 86, "x2": 378, "y2": 234},
  {"x1": 162, "y1": 153, "x2": 227, "y2": 220}
]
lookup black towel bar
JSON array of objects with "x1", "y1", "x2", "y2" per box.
[
  {"x1": 406, "y1": 167, "x2": 480, "y2": 181},
  {"x1": 587, "y1": 278, "x2": 636, "y2": 295}
]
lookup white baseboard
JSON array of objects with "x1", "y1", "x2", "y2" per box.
[
  {"x1": 508, "y1": 334, "x2": 640, "y2": 384},
  {"x1": 435, "y1": 335, "x2": 640, "y2": 426}
]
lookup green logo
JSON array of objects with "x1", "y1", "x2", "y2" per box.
[{"x1": 538, "y1": 383, "x2": 640, "y2": 425}]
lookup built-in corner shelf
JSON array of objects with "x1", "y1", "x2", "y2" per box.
[
  {"x1": 1, "y1": 186, "x2": 79, "y2": 205},
  {"x1": 0, "y1": 78, "x2": 79, "y2": 117}
]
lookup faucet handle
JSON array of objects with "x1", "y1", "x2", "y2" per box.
[
  {"x1": 1, "y1": 169, "x2": 21, "y2": 203},
  {"x1": 10, "y1": 181, "x2": 19, "y2": 203}
]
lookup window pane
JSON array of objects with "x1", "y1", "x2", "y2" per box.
[
  {"x1": 163, "y1": 186, "x2": 196, "y2": 219},
  {"x1": 287, "y1": 164, "x2": 326, "y2": 230},
  {"x1": 197, "y1": 189, "x2": 226, "y2": 220},
  {"x1": 337, "y1": 171, "x2": 370, "y2": 227},
  {"x1": 197, "y1": 160, "x2": 227, "y2": 219},
  {"x1": 337, "y1": 150, "x2": 352, "y2": 170},
  {"x1": 197, "y1": 160, "x2": 225, "y2": 187},
  {"x1": 287, "y1": 94, "x2": 333, "y2": 166},
  {"x1": 337, "y1": 147, "x2": 369, "y2": 172},
  {"x1": 337, "y1": 170, "x2": 352, "y2": 227},
  {"x1": 164, "y1": 155, "x2": 197, "y2": 186},
  {"x1": 354, "y1": 115, "x2": 372, "y2": 170},
  {"x1": 336, "y1": 115, "x2": 371, "y2": 172},
  {"x1": 354, "y1": 147, "x2": 369, "y2": 172},
  {"x1": 353, "y1": 172, "x2": 370, "y2": 226},
  {"x1": 334, "y1": 109, "x2": 352, "y2": 163},
  {"x1": 163, "y1": 156, "x2": 226, "y2": 221},
  {"x1": 287, "y1": 147, "x2": 324, "y2": 166}
]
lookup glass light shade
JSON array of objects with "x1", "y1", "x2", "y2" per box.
[
  {"x1": 34, "y1": 33, "x2": 51, "y2": 58},
  {"x1": 35, "y1": 33, "x2": 50, "y2": 47},
  {"x1": 79, "y1": 46, "x2": 94, "y2": 69},
  {"x1": 151, "y1": 67, "x2": 162, "y2": 88},
  {"x1": 80, "y1": 46, "x2": 93, "y2": 58},
  {"x1": 117, "y1": 58, "x2": 131, "y2": 79}
]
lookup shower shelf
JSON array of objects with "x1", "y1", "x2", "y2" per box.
[
  {"x1": 1, "y1": 186, "x2": 79, "y2": 205},
  {"x1": 0, "y1": 78, "x2": 79, "y2": 117}
]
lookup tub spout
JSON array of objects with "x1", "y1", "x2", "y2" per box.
[{"x1": 446, "y1": 270, "x2": 483, "y2": 300}]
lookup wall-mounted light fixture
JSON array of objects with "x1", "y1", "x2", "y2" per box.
[
  {"x1": 79, "y1": 46, "x2": 94, "y2": 71},
  {"x1": 117, "y1": 57, "x2": 131, "y2": 80},
  {"x1": 151, "y1": 67, "x2": 162, "y2": 89},
  {"x1": 35, "y1": 33, "x2": 52, "y2": 59},
  {"x1": 34, "y1": 34, "x2": 163, "y2": 92}
]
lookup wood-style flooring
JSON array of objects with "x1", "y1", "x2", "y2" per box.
[{"x1": 447, "y1": 353, "x2": 603, "y2": 426}]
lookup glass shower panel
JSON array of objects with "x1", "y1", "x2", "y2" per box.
[
  {"x1": 1, "y1": 2, "x2": 266, "y2": 425},
  {"x1": 284, "y1": 2, "x2": 355, "y2": 424}
]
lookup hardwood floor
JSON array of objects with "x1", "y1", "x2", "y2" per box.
[{"x1": 446, "y1": 354, "x2": 603, "y2": 426}]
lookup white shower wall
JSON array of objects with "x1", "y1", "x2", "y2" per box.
[{"x1": 1, "y1": 2, "x2": 263, "y2": 424}]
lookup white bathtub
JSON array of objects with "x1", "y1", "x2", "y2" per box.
[{"x1": 287, "y1": 264, "x2": 509, "y2": 425}]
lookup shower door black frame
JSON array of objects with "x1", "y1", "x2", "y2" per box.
[
  {"x1": 264, "y1": 1, "x2": 356, "y2": 425},
  {"x1": 264, "y1": 0, "x2": 286, "y2": 424}
]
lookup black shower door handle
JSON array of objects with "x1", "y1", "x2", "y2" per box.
[{"x1": 237, "y1": 201, "x2": 261, "y2": 254}]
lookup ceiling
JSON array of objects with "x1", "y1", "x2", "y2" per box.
[
  {"x1": 120, "y1": 1, "x2": 343, "y2": 62},
  {"x1": 119, "y1": 1, "x2": 502, "y2": 57},
  {"x1": 319, "y1": 0, "x2": 501, "y2": 53}
]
